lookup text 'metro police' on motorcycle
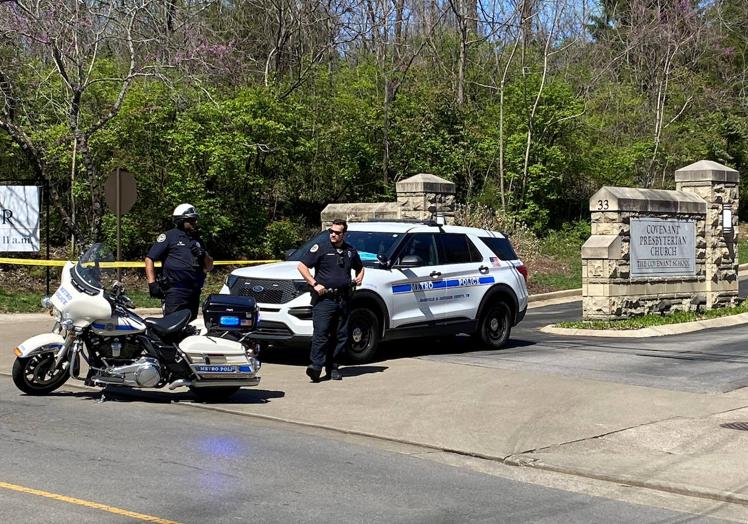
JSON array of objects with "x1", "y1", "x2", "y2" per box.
[{"x1": 12, "y1": 243, "x2": 261, "y2": 402}]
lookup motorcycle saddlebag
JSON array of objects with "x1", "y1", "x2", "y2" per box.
[{"x1": 202, "y1": 294, "x2": 259, "y2": 333}]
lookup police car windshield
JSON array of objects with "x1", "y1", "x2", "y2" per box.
[{"x1": 288, "y1": 230, "x2": 403, "y2": 265}]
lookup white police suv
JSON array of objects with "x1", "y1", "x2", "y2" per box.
[{"x1": 220, "y1": 221, "x2": 529, "y2": 363}]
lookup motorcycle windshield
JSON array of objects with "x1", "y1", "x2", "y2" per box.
[{"x1": 74, "y1": 243, "x2": 115, "y2": 291}]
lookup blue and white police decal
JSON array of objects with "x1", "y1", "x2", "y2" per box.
[{"x1": 391, "y1": 276, "x2": 495, "y2": 294}]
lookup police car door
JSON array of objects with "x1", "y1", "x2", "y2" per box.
[
  {"x1": 389, "y1": 233, "x2": 447, "y2": 327},
  {"x1": 435, "y1": 233, "x2": 489, "y2": 321}
]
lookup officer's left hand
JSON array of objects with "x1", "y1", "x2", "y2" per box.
[
  {"x1": 354, "y1": 274, "x2": 364, "y2": 286},
  {"x1": 191, "y1": 241, "x2": 206, "y2": 258}
]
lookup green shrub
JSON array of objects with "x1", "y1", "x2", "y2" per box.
[
  {"x1": 454, "y1": 203, "x2": 541, "y2": 265},
  {"x1": 262, "y1": 219, "x2": 305, "y2": 258},
  {"x1": 541, "y1": 221, "x2": 590, "y2": 258}
]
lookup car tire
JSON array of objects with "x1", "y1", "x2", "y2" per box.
[
  {"x1": 347, "y1": 308, "x2": 380, "y2": 363},
  {"x1": 477, "y1": 301, "x2": 511, "y2": 349}
]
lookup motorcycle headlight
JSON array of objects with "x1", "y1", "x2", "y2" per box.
[{"x1": 41, "y1": 296, "x2": 52, "y2": 309}]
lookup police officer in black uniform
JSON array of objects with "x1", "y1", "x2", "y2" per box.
[
  {"x1": 145, "y1": 203, "x2": 214, "y2": 320},
  {"x1": 298, "y1": 219, "x2": 364, "y2": 382}
]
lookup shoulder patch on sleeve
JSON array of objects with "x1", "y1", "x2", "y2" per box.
[
  {"x1": 310, "y1": 244, "x2": 319, "y2": 253},
  {"x1": 157, "y1": 233, "x2": 166, "y2": 243}
]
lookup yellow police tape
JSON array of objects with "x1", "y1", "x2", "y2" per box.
[{"x1": 0, "y1": 258, "x2": 278, "y2": 268}]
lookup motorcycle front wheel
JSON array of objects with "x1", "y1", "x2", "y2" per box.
[
  {"x1": 12, "y1": 353, "x2": 70, "y2": 395},
  {"x1": 190, "y1": 386, "x2": 240, "y2": 403}
]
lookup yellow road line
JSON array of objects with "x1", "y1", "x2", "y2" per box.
[{"x1": 0, "y1": 481, "x2": 181, "y2": 524}]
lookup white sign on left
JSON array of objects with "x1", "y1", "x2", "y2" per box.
[{"x1": 0, "y1": 185, "x2": 40, "y2": 252}]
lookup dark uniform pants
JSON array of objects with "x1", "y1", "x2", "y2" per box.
[
  {"x1": 163, "y1": 286, "x2": 202, "y2": 321},
  {"x1": 310, "y1": 297, "x2": 350, "y2": 371}
]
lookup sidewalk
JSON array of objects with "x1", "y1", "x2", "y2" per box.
[{"x1": 3, "y1": 309, "x2": 748, "y2": 512}]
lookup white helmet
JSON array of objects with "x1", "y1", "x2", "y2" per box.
[{"x1": 172, "y1": 203, "x2": 198, "y2": 224}]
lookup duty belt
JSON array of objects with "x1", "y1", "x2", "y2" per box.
[{"x1": 325, "y1": 287, "x2": 351, "y2": 299}]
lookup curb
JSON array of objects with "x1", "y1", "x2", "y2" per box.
[
  {"x1": 541, "y1": 312, "x2": 748, "y2": 338},
  {"x1": 2, "y1": 370, "x2": 742, "y2": 509},
  {"x1": 504, "y1": 456, "x2": 748, "y2": 507}
]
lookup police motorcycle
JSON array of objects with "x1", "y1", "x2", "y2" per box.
[{"x1": 11, "y1": 243, "x2": 261, "y2": 402}]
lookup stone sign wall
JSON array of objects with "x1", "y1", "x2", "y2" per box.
[{"x1": 582, "y1": 160, "x2": 739, "y2": 320}]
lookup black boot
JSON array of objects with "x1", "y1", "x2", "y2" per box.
[{"x1": 306, "y1": 366, "x2": 321, "y2": 383}]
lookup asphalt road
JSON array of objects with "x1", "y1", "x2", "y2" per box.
[
  {"x1": 351, "y1": 280, "x2": 748, "y2": 395},
  {"x1": 412, "y1": 307, "x2": 748, "y2": 394},
  {"x1": 257, "y1": 298, "x2": 748, "y2": 395},
  {"x1": 0, "y1": 377, "x2": 726, "y2": 524}
]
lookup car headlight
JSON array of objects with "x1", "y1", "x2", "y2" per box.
[{"x1": 293, "y1": 280, "x2": 311, "y2": 294}]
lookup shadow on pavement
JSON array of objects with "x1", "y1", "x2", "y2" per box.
[
  {"x1": 340, "y1": 365, "x2": 387, "y2": 378},
  {"x1": 378, "y1": 336, "x2": 536, "y2": 362},
  {"x1": 258, "y1": 336, "x2": 537, "y2": 367},
  {"x1": 43, "y1": 386, "x2": 286, "y2": 405}
]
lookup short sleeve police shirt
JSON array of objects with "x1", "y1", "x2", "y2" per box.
[
  {"x1": 147, "y1": 228, "x2": 206, "y2": 288},
  {"x1": 300, "y1": 239, "x2": 362, "y2": 290}
]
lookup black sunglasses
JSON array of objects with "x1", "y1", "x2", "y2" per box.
[{"x1": 328, "y1": 228, "x2": 345, "y2": 236}]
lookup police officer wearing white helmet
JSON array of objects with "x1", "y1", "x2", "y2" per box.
[{"x1": 144, "y1": 204, "x2": 213, "y2": 320}]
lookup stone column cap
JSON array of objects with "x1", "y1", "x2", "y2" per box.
[
  {"x1": 590, "y1": 186, "x2": 706, "y2": 214},
  {"x1": 675, "y1": 160, "x2": 738, "y2": 184},
  {"x1": 396, "y1": 173, "x2": 455, "y2": 194}
]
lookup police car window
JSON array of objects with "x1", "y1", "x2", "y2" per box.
[
  {"x1": 467, "y1": 238, "x2": 482, "y2": 261},
  {"x1": 287, "y1": 230, "x2": 403, "y2": 263},
  {"x1": 439, "y1": 234, "x2": 480, "y2": 264},
  {"x1": 398, "y1": 234, "x2": 438, "y2": 266},
  {"x1": 346, "y1": 231, "x2": 403, "y2": 265},
  {"x1": 480, "y1": 236, "x2": 518, "y2": 260}
]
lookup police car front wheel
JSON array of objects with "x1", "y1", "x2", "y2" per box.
[
  {"x1": 477, "y1": 301, "x2": 511, "y2": 349},
  {"x1": 347, "y1": 308, "x2": 380, "y2": 364}
]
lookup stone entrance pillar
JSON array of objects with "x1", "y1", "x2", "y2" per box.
[
  {"x1": 675, "y1": 160, "x2": 739, "y2": 308},
  {"x1": 396, "y1": 173, "x2": 456, "y2": 222}
]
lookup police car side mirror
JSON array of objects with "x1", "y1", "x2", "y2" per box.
[
  {"x1": 377, "y1": 254, "x2": 391, "y2": 269},
  {"x1": 396, "y1": 255, "x2": 423, "y2": 268}
]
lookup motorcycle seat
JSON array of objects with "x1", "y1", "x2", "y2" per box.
[{"x1": 144, "y1": 309, "x2": 192, "y2": 338}]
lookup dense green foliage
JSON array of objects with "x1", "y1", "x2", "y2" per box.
[{"x1": 2, "y1": 1, "x2": 748, "y2": 260}]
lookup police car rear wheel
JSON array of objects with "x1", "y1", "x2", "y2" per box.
[
  {"x1": 347, "y1": 308, "x2": 380, "y2": 364},
  {"x1": 478, "y1": 302, "x2": 511, "y2": 349}
]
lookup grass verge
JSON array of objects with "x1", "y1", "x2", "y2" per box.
[{"x1": 558, "y1": 300, "x2": 748, "y2": 330}]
